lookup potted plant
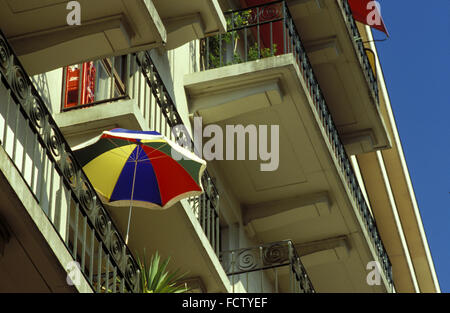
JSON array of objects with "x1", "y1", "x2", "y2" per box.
[{"x1": 138, "y1": 251, "x2": 189, "y2": 293}]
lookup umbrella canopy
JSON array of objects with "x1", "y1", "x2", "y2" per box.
[{"x1": 72, "y1": 128, "x2": 206, "y2": 210}]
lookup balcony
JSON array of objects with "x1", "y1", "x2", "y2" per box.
[
  {"x1": 286, "y1": 0, "x2": 391, "y2": 154},
  {"x1": 184, "y1": 1, "x2": 393, "y2": 292},
  {"x1": 0, "y1": 30, "x2": 140, "y2": 292},
  {"x1": 0, "y1": 0, "x2": 166, "y2": 75},
  {"x1": 221, "y1": 241, "x2": 315, "y2": 293},
  {"x1": 53, "y1": 50, "x2": 230, "y2": 292},
  {"x1": 153, "y1": 0, "x2": 227, "y2": 49}
]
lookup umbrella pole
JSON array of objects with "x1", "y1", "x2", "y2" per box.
[{"x1": 125, "y1": 147, "x2": 139, "y2": 245}]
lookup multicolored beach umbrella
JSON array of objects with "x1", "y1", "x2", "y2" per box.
[{"x1": 72, "y1": 128, "x2": 206, "y2": 243}]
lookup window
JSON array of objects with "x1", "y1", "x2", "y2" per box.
[{"x1": 62, "y1": 56, "x2": 128, "y2": 111}]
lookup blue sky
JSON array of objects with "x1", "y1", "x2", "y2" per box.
[{"x1": 374, "y1": 0, "x2": 450, "y2": 292}]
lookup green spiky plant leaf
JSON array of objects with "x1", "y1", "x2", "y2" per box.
[{"x1": 137, "y1": 250, "x2": 189, "y2": 293}]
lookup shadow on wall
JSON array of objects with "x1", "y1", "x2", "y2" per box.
[{"x1": 31, "y1": 74, "x2": 53, "y2": 114}]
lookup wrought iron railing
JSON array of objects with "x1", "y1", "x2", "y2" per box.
[
  {"x1": 339, "y1": 0, "x2": 379, "y2": 105},
  {"x1": 201, "y1": 0, "x2": 378, "y2": 106},
  {"x1": 200, "y1": 1, "x2": 393, "y2": 291},
  {"x1": 134, "y1": 51, "x2": 221, "y2": 256},
  {"x1": 188, "y1": 175, "x2": 221, "y2": 256},
  {"x1": 0, "y1": 30, "x2": 140, "y2": 292},
  {"x1": 221, "y1": 240, "x2": 314, "y2": 293}
]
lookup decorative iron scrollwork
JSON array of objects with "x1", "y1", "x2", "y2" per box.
[
  {"x1": 29, "y1": 94, "x2": 46, "y2": 130},
  {"x1": 262, "y1": 243, "x2": 288, "y2": 266},
  {"x1": 109, "y1": 230, "x2": 123, "y2": 264},
  {"x1": 95, "y1": 208, "x2": 109, "y2": 238},
  {"x1": 125, "y1": 255, "x2": 138, "y2": 289},
  {"x1": 245, "y1": 3, "x2": 283, "y2": 26},
  {"x1": 79, "y1": 183, "x2": 96, "y2": 213},
  {"x1": 237, "y1": 249, "x2": 259, "y2": 272},
  {"x1": 11, "y1": 65, "x2": 29, "y2": 101},
  {"x1": 221, "y1": 240, "x2": 314, "y2": 293},
  {"x1": 46, "y1": 125, "x2": 63, "y2": 158},
  {"x1": 0, "y1": 34, "x2": 10, "y2": 74}
]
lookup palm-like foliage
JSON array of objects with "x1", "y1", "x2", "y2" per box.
[{"x1": 138, "y1": 251, "x2": 189, "y2": 293}]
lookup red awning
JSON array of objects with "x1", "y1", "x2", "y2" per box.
[{"x1": 348, "y1": 0, "x2": 389, "y2": 36}]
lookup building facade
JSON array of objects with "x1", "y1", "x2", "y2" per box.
[{"x1": 0, "y1": 0, "x2": 440, "y2": 293}]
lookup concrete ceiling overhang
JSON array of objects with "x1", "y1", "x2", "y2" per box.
[
  {"x1": 0, "y1": 0, "x2": 167, "y2": 75},
  {"x1": 153, "y1": 0, "x2": 227, "y2": 49}
]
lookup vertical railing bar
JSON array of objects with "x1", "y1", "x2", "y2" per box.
[
  {"x1": 131, "y1": 56, "x2": 137, "y2": 100},
  {"x1": 64, "y1": 188, "x2": 71, "y2": 245},
  {"x1": 288, "y1": 241, "x2": 293, "y2": 292},
  {"x1": 72, "y1": 204, "x2": 79, "y2": 258},
  {"x1": 30, "y1": 131, "x2": 38, "y2": 193},
  {"x1": 36, "y1": 144, "x2": 47, "y2": 210},
  {"x1": 244, "y1": 27, "x2": 248, "y2": 62},
  {"x1": 257, "y1": 7, "x2": 261, "y2": 59},
  {"x1": 297, "y1": 257, "x2": 301, "y2": 293},
  {"x1": 20, "y1": 115, "x2": 28, "y2": 175},
  {"x1": 11, "y1": 93, "x2": 19, "y2": 162},
  {"x1": 206, "y1": 196, "x2": 211, "y2": 243},
  {"x1": 259, "y1": 246, "x2": 263, "y2": 293},
  {"x1": 215, "y1": 196, "x2": 220, "y2": 256},
  {"x1": 231, "y1": 251, "x2": 235, "y2": 293},
  {"x1": 53, "y1": 174, "x2": 63, "y2": 232},
  {"x1": 81, "y1": 215, "x2": 87, "y2": 271},
  {"x1": 219, "y1": 34, "x2": 222, "y2": 67},
  {"x1": 47, "y1": 163, "x2": 55, "y2": 221},
  {"x1": 246, "y1": 272, "x2": 249, "y2": 293},
  {"x1": 211, "y1": 209, "x2": 215, "y2": 252},
  {"x1": 120, "y1": 272, "x2": 125, "y2": 293},
  {"x1": 231, "y1": 14, "x2": 235, "y2": 64},
  {"x1": 270, "y1": 22, "x2": 274, "y2": 56},
  {"x1": 205, "y1": 37, "x2": 209, "y2": 70},
  {"x1": 112, "y1": 266, "x2": 117, "y2": 293},
  {"x1": 143, "y1": 71, "x2": 147, "y2": 119},
  {"x1": 149, "y1": 84, "x2": 154, "y2": 130},
  {"x1": 2, "y1": 90, "x2": 11, "y2": 150},
  {"x1": 105, "y1": 255, "x2": 110, "y2": 293},
  {"x1": 97, "y1": 242, "x2": 102, "y2": 293},
  {"x1": 135, "y1": 270, "x2": 140, "y2": 293},
  {"x1": 137, "y1": 58, "x2": 142, "y2": 110},
  {"x1": 89, "y1": 229, "x2": 94, "y2": 284},
  {"x1": 290, "y1": 17, "x2": 294, "y2": 53},
  {"x1": 201, "y1": 194, "x2": 206, "y2": 232},
  {"x1": 275, "y1": 267, "x2": 278, "y2": 293}
]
